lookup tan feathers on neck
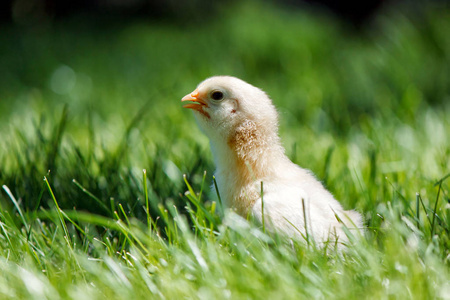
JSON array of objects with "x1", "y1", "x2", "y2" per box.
[{"x1": 224, "y1": 120, "x2": 284, "y2": 215}]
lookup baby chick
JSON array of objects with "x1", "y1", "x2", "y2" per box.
[{"x1": 182, "y1": 76, "x2": 362, "y2": 247}]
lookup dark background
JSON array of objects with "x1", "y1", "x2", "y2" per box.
[{"x1": 1, "y1": 0, "x2": 440, "y2": 27}]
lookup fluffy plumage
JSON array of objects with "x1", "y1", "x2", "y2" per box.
[{"x1": 182, "y1": 76, "x2": 363, "y2": 247}]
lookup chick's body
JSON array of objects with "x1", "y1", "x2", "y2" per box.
[{"x1": 182, "y1": 76, "x2": 362, "y2": 246}]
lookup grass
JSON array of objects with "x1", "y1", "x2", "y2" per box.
[{"x1": 0, "y1": 1, "x2": 449, "y2": 299}]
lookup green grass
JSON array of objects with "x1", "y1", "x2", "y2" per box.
[{"x1": 0, "y1": 1, "x2": 449, "y2": 299}]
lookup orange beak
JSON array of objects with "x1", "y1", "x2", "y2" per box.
[{"x1": 181, "y1": 89, "x2": 208, "y2": 112}]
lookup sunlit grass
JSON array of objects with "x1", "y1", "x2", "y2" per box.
[{"x1": 0, "y1": 1, "x2": 449, "y2": 299}]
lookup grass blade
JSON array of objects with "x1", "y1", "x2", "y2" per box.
[
  {"x1": 2, "y1": 185, "x2": 29, "y2": 232},
  {"x1": 43, "y1": 176, "x2": 71, "y2": 245},
  {"x1": 261, "y1": 181, "x2": 265, "y2": 234},
  {"x1": 72, "y1": 179, "x2": 110, "y2": 215}
]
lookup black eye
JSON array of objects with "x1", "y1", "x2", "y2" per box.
[{"x1": 211, "y1": 91, "x2": 224, "y2": 101}]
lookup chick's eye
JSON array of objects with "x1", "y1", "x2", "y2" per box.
[{"x1": 211, "y1": 91, "x2": 224, "y2": 101}]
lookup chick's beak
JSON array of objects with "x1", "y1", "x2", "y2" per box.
[{"x1": 181, "y1": 89, "x2": 208, "y2": 111}]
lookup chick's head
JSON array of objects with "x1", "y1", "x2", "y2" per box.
[{"x1": 182, "y1": 76, "x2": 279, "y2": 142}]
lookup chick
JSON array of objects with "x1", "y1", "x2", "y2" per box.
[{"x1": 182, "y1": 76, "x2": 363, "y2": 247}]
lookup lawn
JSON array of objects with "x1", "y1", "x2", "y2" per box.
[{"x1": 0, "y1": 1, "x2": 449, "y2": 299}]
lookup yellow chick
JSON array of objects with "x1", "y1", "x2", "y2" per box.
[{"x1": 182, "y1": 76, "x2": 362, "y2": 247}]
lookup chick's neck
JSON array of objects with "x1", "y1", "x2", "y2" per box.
[{"x1": 210, "y1": 120, "x2": 287, "y2": 211}]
